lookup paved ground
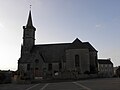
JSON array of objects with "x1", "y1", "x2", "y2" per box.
[{"x1": 0, "y1": 78, "x2": 120, "y2": 90}]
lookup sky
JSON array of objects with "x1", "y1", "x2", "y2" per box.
[{"x1": 0, "y1": 0, "x2": 120, "y2": 71}]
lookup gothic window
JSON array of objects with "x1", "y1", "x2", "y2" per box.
[
  {"x1": 75, "y1": 55, "x2": 80, "y2": 67},
  {"x1": 35, "y1": 59, "x2": 39, "y2": 63},
  {"x1": 48, "y1": 63, "x2": 52, "y2": 71},
  {"x1": 27, "y1": 64, "x2": 30, "y2": 71},
  {"x1": 109, "y1": 64, "x2": 111, "y2": 67},
  {"x1": 35, "y1": 67, "x2": 39, "y2": 70},
  {"x1": 59, "y1": 62, "x2": 62, "y2": 70}
]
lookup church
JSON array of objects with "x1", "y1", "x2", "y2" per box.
[{"x1": 18, "y1": 10, "x2": 98, "y2": 80}]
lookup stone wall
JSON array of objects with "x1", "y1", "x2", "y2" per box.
[{"x1": 65, "y1": 49, "x2": 90, "y2": 73}]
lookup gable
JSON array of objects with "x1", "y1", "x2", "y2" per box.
[
  {"x1": 68, "y1": 38, "x2": 85, "y2": 49},
  {"x1": 98, "y1": 59, "x2": 113, "y2": 64},
  {"x1": 83, "y1": 42, "x2": 97, "y2": 52},
  {"x1": 30, "y1": 38, "x2": 97, "y2": 63}
]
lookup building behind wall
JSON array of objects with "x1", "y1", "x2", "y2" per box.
[
  {"x1": 18, "y1": 10, "x2": 98, "y2": 80},
  {"x1": 98, "y1": 59, "x2": 114, "y2": 77}
]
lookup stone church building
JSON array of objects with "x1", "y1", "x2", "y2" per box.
[{"x1": 18, "y1": 10, "x2": 98, "y2": 80}]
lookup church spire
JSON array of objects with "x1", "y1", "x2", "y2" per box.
[
  {"x1": 22, "y1": 8, "x2": 36, "y2": 48},
  {"x1": 26, "y1": 10, "x2": 33, "y2": 27}
]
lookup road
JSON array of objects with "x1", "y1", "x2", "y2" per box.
[{"x1": 0, "y1": 78, "x2": 120, "y2": 90}]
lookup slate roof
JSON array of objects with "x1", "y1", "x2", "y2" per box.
[
  {"x1": 98, "y1": 59, "x2": 113, "y2": 64},
  {"x1": 32, "y1": 43, "x2": 70, "y2": 62},
  {"x1": 31, "y1": 38, "x2": 97, "y2": 63},
  {"x1": 83, "y1": 42, "x2": 98, "y2": 52},
  {"x1": 32, "y1": 38, "x2": 97, "y2": 52}
]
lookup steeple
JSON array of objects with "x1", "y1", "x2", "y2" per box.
[
  {"x1": 26, "y1": 10, "x2": 33, "y2": 27},
  {"x1": 22, "y1": 9, "x2": 36, "y2": 50}
]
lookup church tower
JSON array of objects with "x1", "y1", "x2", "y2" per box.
[
  {"x1": 18, "y1": 10, "x2": 36, "y2": 80},
  {"x1": 22, "y1": 10, "x2": 36, "y2": 53}
]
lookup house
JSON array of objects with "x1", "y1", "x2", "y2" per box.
[
  {"x1": 98, "y1": 59, "x2": 114, "y2": 77},
  {"x1": 18, "y1": 10, "x2": 98, "y2": 80},
  {"x1": 0, "y1": 70, "x2": 13, "y2": 83},
  {"x1": 113, "y1": 66, "x2": 118, "y2": 76},
  {"x1": 116, "y1": 66, "x2": 120, "y2": 77}
]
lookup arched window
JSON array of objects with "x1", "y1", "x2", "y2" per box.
[
  {"x1": 35, "y1": 59, "x2": 39, "y2": 63},
  {"x1": 75, "y1": 55, "x2": 79, "y2": 67},
  {"x1": 27, "y1": 64, "x2": 30, "y2": 70},
  {"x1": 48, "y1": 63, "x2": 52, "y2": 71},
  {"x1": 35, "y1": 67, "x2": 39, "y2": 70},
  {"x1": 59, "y1": 62, "x2": 62, "y2": 70}
]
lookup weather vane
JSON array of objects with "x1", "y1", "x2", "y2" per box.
[{"x1": 30, "y1": 5, "x2": 32, "y2": 10}]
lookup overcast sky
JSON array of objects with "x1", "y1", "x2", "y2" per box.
[{"x1": 0, "y1": 0, "x2": 120, "y2": 70}]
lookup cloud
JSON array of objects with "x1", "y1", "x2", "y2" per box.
[
  {"x1": 0, "y1": 23, "x2": 4, "y2": 29},
  {"x1": 0, "y1": 23, "x2": 5, "y2": 30},
  {"x1": 95, "y1": 24, "x2": 101, "y2": 28}
]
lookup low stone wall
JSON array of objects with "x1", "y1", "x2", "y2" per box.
[
  {"x1": 54, "y1": 71, "x2": 98, "y2": 80},
  {"x1": 12, "y1": 73, "x2": 98, "y2": 84}
]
